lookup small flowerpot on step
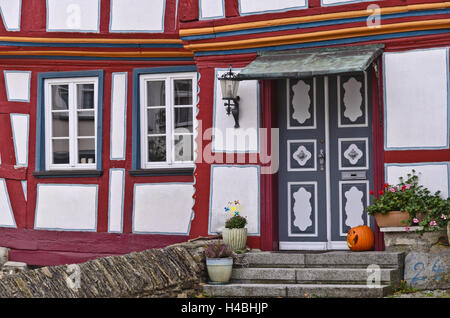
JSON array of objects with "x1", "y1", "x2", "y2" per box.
[{"x1": 206, "y1": 257, "x2": 233, "y2": 284}]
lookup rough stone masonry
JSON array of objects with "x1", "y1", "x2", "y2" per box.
[{"x1": 0, "y1": 240, "x2": 209, "y2": 298}]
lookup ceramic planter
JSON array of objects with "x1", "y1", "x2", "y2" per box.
[
  {"x1": 374, "y1": 211, "x2": 410, "y2": 227},
  {"x1": 206, "y1": 257, "x2": 233, "y2": 284},
  {"x1": 222, "y1": 228, "x2": 247, "y2": 251}
]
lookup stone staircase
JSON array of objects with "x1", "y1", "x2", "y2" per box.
[{"x1": 203, "y1": 251, "x2": 405, "y2": 298}]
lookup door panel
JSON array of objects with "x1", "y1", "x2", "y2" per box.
[
  {"x1": 278, "y1": 78, "x2": 328, "y2": 246},
  {"x1": 329, "y1": 74, "x2": 373, "y2": 243}
]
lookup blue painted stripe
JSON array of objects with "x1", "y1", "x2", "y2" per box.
[
  {"x1": 193, "y1": 29, "x2": 450, "y2": 56},
  {"x1": 182, "y1": 8, "x2": 450, "y2": 41},
  {"x1": 0, "y1": 42, "x2": 183, "y2": 48}
]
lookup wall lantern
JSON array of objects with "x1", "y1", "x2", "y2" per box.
[{"x1": 218, "y1": 64, "x2": 240, "y2": 128}]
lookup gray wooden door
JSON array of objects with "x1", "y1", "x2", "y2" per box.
[{"x1": 278, "y1": 74, "x2": 373, "y2": 250}]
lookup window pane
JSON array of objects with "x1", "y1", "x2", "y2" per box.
[
  {"x1": 174, "y1": 135, "x2": 193, "y2": 162},
  {"x1": 52, "y1": 139, "x2": 69, "y2": 164},
  {"x1": 51, "y1": 85, "x2": 69, "y2": 110},
  {"x1": 77, "y1": 84, "x2": 95, "y2": 109},
  {"x1": 52, "y1": 112, "x2": 69, "y2": 137},
  {"x1": 147, "y1": 108, "x2": 166, "y2": 134},
  {"x1": 147, "y1": 81, "x2": 165, "y2": 106},
  {"x1": 148, "y1": 136, "x2": 166, "y2": 162},
  {"x1": 78, "y1": 110, "x2": 95, "y2": 137},
  {"x1": 174, "y1": 79, "x2": 193, "y2": 105},
  {"x1": 174, "y1": 107, "x2": 193, "y2": 133},
  {"x1": 78, "y1": 138, "x2": 96, "y2": 164}
]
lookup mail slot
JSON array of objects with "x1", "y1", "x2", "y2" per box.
[{"x1": 341, "y1": 171, "x2": 366, "y2": 180}]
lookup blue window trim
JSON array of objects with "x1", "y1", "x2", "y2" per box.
[
  {"x1": 131, "y1": 65, "x2": 197, "y2": 170},
  {"x1": 36, "y1": 70, "x2": 104, "y2": 173}
]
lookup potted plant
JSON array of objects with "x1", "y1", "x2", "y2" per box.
[
  {"x1": 204, "y1": 241, "x2": 235, "y2": 284},
  {"x1": 222, "y1": 200, "x2": 248, "y2": 251},
  {"x1": 367, "y1": 170, "x2": 449, "y2": 235}
]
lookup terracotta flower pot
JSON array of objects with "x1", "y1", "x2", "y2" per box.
[
  {"x1": 374, "y1": 211, "x2": 410, "y2": 227},
  {"x1": 222, "y1": 228, "x2": 247, "y2": 251}
]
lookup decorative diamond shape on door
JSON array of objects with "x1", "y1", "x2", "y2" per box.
[
  {"x1": 343, "y1": 144, "x2": 363, "y2": 165},
  {"x1": 293, "y1": 145, "x2": 311, "y2": 167}
]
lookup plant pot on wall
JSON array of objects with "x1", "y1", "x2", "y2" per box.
[
  {"x1": 374, "y1": 211, "x2": 410, "y2": 227},
  {"x1": 222, "y1": 227, "x2": 247, "y2": 251}
]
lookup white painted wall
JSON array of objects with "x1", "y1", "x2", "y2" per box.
[
  {"x1": 35, "y1": 184, "x2": 98, "y2": 231},
  {"x1": 384, "y1": 49, "x2": 449, "y2": 149},
  {"x1": 133, "y1": 183, "x2": 194, "y2": 234},
  {"x1": 213, "y1": 69, "x2": 259, "y2": 153},
  {"x1": 110, "y1": 73, "x2": 127, "y2": 160},
  {"x1": 0, "y1": 179, "x2": 16, "y2": 228},
  {"x1": 4, "y1": 71, "x2": 31, "y2": 102},
  {"x1": 47, "y1": 0, "x2": 99, "y2": 32},
  {"x1": 10, "y1": 113, "x2": 29, "y2": 167},
  {"x1": 209, "y1": 165, "x2": 260, "y2": 235},
  {"x1": 239, "y1": 0, "x2": 307, "y2": 14},
  {"x1": 200, "y1": 0, "x2": 224, "y2": 19},
  {"x1": 110, "y1": 0, "x2": 165, "y2": 32},
  {"x1": 386, "y1": 163, "x2": 449, "y2": 198},
  {"x1": 0, "y1": 0, "x2": 21, "y2": 31},
  {"x1": 108, "y1": 169, "x2": 125, "y2": 233}
]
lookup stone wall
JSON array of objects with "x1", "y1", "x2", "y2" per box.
[
  {"x1": 0, "y1": 239, "x2": 211, "y2": 298},
  {"x1": 382, "y1": 227, "x2": 449, "y2": 290}
]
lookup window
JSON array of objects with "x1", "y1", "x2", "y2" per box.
[
  {"x1": 44, "y1": 77, "x2": 99, "y2": 170},
  {"x1": 139, "y1": 72, "x2": 197, "y2": 169}
]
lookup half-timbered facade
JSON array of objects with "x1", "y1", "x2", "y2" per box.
[{"x1": 0, "y1": 0, "x2": 448, "y2": 265}]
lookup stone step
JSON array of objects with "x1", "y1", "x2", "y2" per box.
[
  {"x1": 203, "y1": 283, "x2": 392, "y2": 298},
  {"x1": 231, "y1": 267, "x2": 401, "y2": 287},
  {"x1": 237, "y1": 251, "x2": 405, "y2": 268}
]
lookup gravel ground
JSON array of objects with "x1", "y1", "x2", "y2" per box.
[{"x1": 387, "y1": 289, "x2": 450, "y2": 298}]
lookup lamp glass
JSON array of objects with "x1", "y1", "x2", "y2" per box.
[{"x1": 220, "y1": 79, "x2": 240, "y2": 100}]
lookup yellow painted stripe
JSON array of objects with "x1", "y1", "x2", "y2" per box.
[
  {"x1": 184, "y1": 18, "x2": 450, "y2": 51},
  {"x1": 0, "y1": 36, "x2": 182, "y2": 44},
  {"x1": 180, "y1": 2, "x2": 450, "y2": 37},
  {"x1": 0, "y1": 50, "x2": 193, "y2": 57}
]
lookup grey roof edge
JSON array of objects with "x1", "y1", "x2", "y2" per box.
[{"x1": 258, "y1": 43, "x2": 385, "y2": 57}]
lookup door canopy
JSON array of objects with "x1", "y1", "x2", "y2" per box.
[{"x1": 237, "y1": 44, "x2": 384, "y2": 80}]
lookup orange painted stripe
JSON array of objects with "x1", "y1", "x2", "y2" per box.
[{"x1": 0, "y1": 50, "x2": 193, "y2": 57}]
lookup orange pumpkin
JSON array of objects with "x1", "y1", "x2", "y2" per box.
[{"x1": 347, "y1": 225, "x2": 374, "y2": 251}]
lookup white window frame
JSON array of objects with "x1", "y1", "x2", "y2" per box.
[
  {"x1": 139, "y1": 72, "x2": 197, "y2": 169},
  {"x1": 44, "y1": 77, "x2": 99, "y2": 171}
]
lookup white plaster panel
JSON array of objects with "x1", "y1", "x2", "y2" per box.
[
  {"x1": 209, "y1": 166, "x2": 260, "y2": 235},
  {"x1": 386, "y1": 164, "x2": 449, "y2": 198},
  {"x1": 0, "y1": 0, "x2": 21, "y2": 31},
  {"x1": 35, "y1": 184, "x2": 98, "y2": 231},
  {"x1": 133, "y1": 183, "x2": 194, "y2": 234},
  {"x1": 108, "y1": 169, "x2": 124, "y2": 233},
  {"x1": 322, "y1": 0, "x2": 364, "y2": 5},
  {"x1": 110, "y1": 0, "x2": 165, "y2": 32},
  {"x1": 239, "y1": 0, "x2": 307, "y2": 14},
  {"x1": 200, "y1": 0, "x2": 224, "y2": 19},
  {"x1": 4, "y1": 71, "x2": 31, "y2": 102},
  {"x1": 384, "y1": 49, "x2": 449, "y2": 149},
  {"x1": 110, "y1": 73, "x2": 127, "y2": 160},
  {"x1": 21, "y1": 180, "x2": 26, "y2": 201},
  {"x1": 10, "y1": 113, "x2": 29, "y2": 167},
  {"x1": 214, "y1": 69, "x2": 259, "y2": 152},
  {"x1": 0, "y1": 179, "x2": 16, "y2": 228},
  {"x1": 47, "y1": 0, "x2": 99, "y2": 32}
]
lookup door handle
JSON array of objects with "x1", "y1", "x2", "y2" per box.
[{"x1": 318, "y1": 149, "x2": 325, "y2": 171}]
